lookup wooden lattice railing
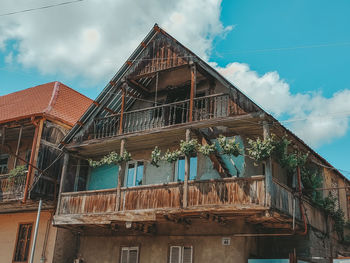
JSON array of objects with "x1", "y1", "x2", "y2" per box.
[{"x1": 92, "y1": 93, "x2": 233, "y2": 139}]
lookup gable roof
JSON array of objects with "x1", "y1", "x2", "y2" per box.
[
  {"x1": 0, "y1": 81, "x2": 92, "y2": 126},
  {"x1": 60, "y1": 24, "x2": 348, "y2": 183},
  {"x1": 61, "y1": 24, "x2": 262, "y2": 145}
]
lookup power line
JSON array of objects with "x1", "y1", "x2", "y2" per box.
[{"x1": 0, "y1": 0, "x2": 85, "y2": 17}]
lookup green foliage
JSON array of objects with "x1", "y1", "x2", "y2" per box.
[
  {"x1": 273, "y1": 137, "x2": 308, "y2": 172},
  {"x1": 180, "y1": 139, "x2": 199, "y2": 156},
  {"x1": 198, "y1": 144, "x2": 216, "y2": 156},
  {"x1": 320, "y1": 195, "x2": 346, "y2": 239},
  {"x1": 151, "y1": 146, "x2": 162, "y2": 167},
  {"x1": 300, "y1": 166, "x2": 323, "y2": 203},
  {"x1": 8, "y1": 165, "x2": 27, "y2": 178},
  {"x1": 162, "y1": 150, "x2": 182, "y2": 163},
  {"x1": 217, "y1": 135, "x2": 242, "y2": 157},
  {"x1": 88, "y1": 151, "x2": 131, "y2": 168},
  {"x1": 247, "y1": 136, "x2": 276, "y2": 162}
]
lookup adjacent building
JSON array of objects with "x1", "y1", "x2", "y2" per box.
[{"x1": 0, "y1": 82, "x2": 91, "y2": 263}]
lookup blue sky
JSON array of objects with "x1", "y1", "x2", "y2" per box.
[{"x1": 0, "y1": 0, "x2": 349, "y2": 177}]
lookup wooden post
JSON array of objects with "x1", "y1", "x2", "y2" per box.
[
  {"x1": 0, "y1": 126, "x2": 5, "y2": 156},
  {"x1": 56, "y1": 152, "x2": 69, "y2": 215},
  {"x1": 13, "y1": 125, "x2": 23, "y2": 168},
  {"x1": 183, "y1": 129, "x2": 191, "y2": 208},
  {"x1": 23, "y1": 119, "x2": 44, "y2": 203},
  {"x1": 119, "y1": 86, "x2": 126, "y2": 135},
  {"x1": 116, "y1": 139, "x2": 126, "y2": 211},
  {"x1": 189, "y1": 62, "x2": 197, "y2": 122},
  {"x1": 263, "y1": 121, "x2": 272, "y2": 206}
]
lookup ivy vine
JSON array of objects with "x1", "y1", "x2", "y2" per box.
[
  {"x1": 150, "y1": 136, "x2": 242, "y2": 167},
  {"x1": 88, "y1": 151, "x2": 131, "y2": 168}
]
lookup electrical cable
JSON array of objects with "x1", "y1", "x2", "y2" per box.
[{"x1": 0, "y1": 0, "x2": 85, "y2": 17}]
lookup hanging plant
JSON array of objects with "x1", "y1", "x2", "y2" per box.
[
  {"x1": 8, "y1": 165, "x2": 27, "y2": 178},
  {"x1": 217, "y1": 135, "x2": 242, "y2": 157},
  {"x1": 273, "y1": 136, "x2": 308, "y2": 172},
  {"x1": 151, "y1": 146, "x2": 162, "y2": 167},
  {"x1": 162, "y1": 150, "x2": 182, "y2": 163},
  {"x1": 247, "y1": 136, "x2": 276, "y2": 162},
  {"x1": 198, "y1": 144, "x2": 216, "y2": 156},
  {"x1": 180, "y1": 139, "x2": 200, "y2": 156},
  {"x1": 88, "y1": 150, "x2": 131, "y2": 168}
]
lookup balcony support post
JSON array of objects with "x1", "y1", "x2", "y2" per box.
[
  {"x1": 116, "y1": 139, "x2": 126, "y2": 211},
  {"x1": 0, "y1": 126, "x2": 5, "y2": 156},
  {"x1": 56, "y1": 152, "x2": 69, "y2": 215},
  {"x1": 23, "y1": 118, "x2": 44, "y2": 203},
  {"x1": 183, "y1": 129, "x2": 191, "y2": 208},
  {"x1": 189, "y1": 62, "x2": 197, "y2": 122},
  {"x1": 13, "y1": 125, "x2": 23, "y2": 168},
  {"x1": 119, "y1": 85, "x2": 126, "y2": 135},
  {"x1": 263, "y1": 121, "x2": 272, "y2": 206}
]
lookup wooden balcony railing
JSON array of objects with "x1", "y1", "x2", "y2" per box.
[
  {"x1": 92, "y1": 93, "x2": 233, "y2": 139},
  {"x1": 0, "y1": 173, "x2": 58, "y2": 202},
  {"x1": 0, "y1": 174, "x2": 26, "y2": 201},
  {"x1": 57, "y1": 176, "x2": 266, "y2": 216}
]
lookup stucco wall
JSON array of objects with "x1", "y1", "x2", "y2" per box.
[
  {"x1": 78, "y1": 235, "x2": 254, "y2": 263},
  {"x1": 0, "y1": 211, "x2": 57, "y2": 263}
]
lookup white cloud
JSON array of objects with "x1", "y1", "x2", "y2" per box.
[
  {"x1": 214, "y1": 62, "x2": 350, "y2": 147},
  {"x1": 1, "y1": 0, "x2": 349, "y2": 147},
  {"x1": 0, "y1": 0, "x2": 230, "y2": 82}
]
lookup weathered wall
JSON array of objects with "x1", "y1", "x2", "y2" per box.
[
  {"x1": 52, "y1": 228, "x2": 78, "y2": 263},
  {"x1": 78, "y1": 220, "x2": 257, "y2": 263},
  {"x1": 0, "y1": 211, "x2": 57, "y2": 263}
]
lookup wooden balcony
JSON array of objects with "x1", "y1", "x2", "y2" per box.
[
  {"x1": 0, "y1": 173, "x2": 57, "y2": 203},
  {"x1": 54, "y1": 176, "x2": 266, "y2": 225},
  {"x1": 0, "y1": 174, "x2": 26, "y2": 201},
  {"x1": 90, "y1": 93, "x2": 243, "y2": 140}
]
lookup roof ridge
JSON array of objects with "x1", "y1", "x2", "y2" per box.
[{"x1": 44, "y1": 81, "x2": 60, "y2": 114}]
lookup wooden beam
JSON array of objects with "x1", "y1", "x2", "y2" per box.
[
  {"x1": 189, "y1": 63, "x2": 196, "y2": 122},
  {"x1": 119, "y1": 87, "x2": 126, "y2": 135},
  {"x1": 116, "y1": 139, "x2": 126, "y2": 211},
  {"x1": 127, "y1": 79, "x2": 150, "y2": 95},
  {"x1": 192, "y1": 129, "x2": 229, "y2": 178},
  {"x1": 130, "y1": 64, "x2": 189, "y2": 80},
  {"x1": 0, "y1": 126, "x2": 5, "y2": 155},
  {"x1": 263, "y1": 121, "x2": 272, "y2": 207},
  {"x1": 13, "y1": 125, "x2": 23, "y2": 168},
  {"x1": 23, "y1": 118, "x2": 43, "y2": 203},
  {"x1": 183, "y1": 129, "x2": 191, "y2": 208},
  {"x1": 56, "y1": 152, "x2": 69, "y2": 215}
]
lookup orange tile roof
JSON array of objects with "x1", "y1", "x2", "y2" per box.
[{"x1": 0, "y1": 81, "x2": 92, "y2": 126}]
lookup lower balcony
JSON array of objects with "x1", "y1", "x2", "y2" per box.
[{"x1": 54, "y1": 176, "x2": 267, "y2": 225}]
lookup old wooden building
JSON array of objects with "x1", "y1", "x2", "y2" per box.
[
  {"x1": 53, "y1": 25, "x2": 350, "y2": 263},
  {"x1": 0, "y1": 82, "x2": 91, "y2": 263}
]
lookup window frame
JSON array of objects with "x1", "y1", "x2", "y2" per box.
[
  {"x1": 175, "y1": 156, "x2": 197, "y2": 182},
  {"x1": 125, "y1": 161, "x2": 144, "y2": 187},
  {"x1": 12, "y1": 222, "x2": 33, "y2": 263},
  {"x1": 169, "y1": 245, "x2": 193, "y2": 263},
  {"x1": 120, "y1": 246, "x2": 139, "y2": 263}
]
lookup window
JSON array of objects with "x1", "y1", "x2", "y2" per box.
[
  {"x1": 125, "y1": 162, "x2": 144, "y2": 187},
  {"x1": 0, "y1": 154, "x2": 9, "y2": 174},
  {"x1": 13, "y1": 223, "x2": 33, "y2": 262},
  {"x1": 169, "y1": 246, "x2": 193, "y2": 263},
  {"x1": 120, "y1": 247, "x2": 139, "y2": 263},
  {"x1": 176, "y1": 157, "x2": 197, "y2": 181}
]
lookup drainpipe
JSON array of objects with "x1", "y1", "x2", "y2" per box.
[
  {"x1": 23, "y1": 118, "x2": 40, "y2": 203},
  {"x1": 29, "y1": 198, "x2": 43, "y2": 263}
]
